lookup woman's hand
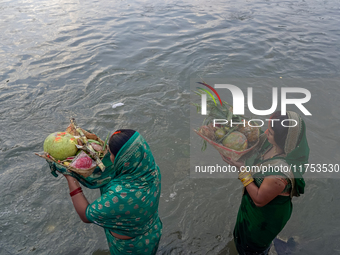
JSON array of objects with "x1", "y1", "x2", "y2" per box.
[
  {"x1": 220, "y1": 153, "x2": 245, "y2": 169},
  {"x1": 64, "y1": 174, "x2": 77, "y2": 182}
]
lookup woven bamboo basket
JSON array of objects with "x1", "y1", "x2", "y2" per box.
[
  {"x1": 36, "y1": 127, "x2": 109, "y2": 178},
  {"x1": 194, "y1": 128, "x2": 259, "y2": 161}
]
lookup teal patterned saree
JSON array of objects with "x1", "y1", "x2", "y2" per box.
[
  {"x1": 48, "y1": 132, "x2": 162, "y2": 254},
  {"x1": 85, "y1": 132, "x2": 162, "y2": 254}
]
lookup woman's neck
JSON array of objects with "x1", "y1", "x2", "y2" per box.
[
  {"x1": 261, "y1": 144, "x2": 285, "y2": 160},
  {"x1": 272, "y1": 144, "x2": 284, "y2": 156}
]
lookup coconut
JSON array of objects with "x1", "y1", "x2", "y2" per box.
[
  {"x1": 222, "y1": 131, "x2": 248, "y2": 151},
  {"x1": 237, "y1": 121, "x2": 260, "y2": 143},
  {"x1": 43, "y1": 132, "x2": 78, "y2": 160}
]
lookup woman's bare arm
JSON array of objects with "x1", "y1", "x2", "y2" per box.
[
  {"x1": 220, "y1": 154, "x2": 286, "y2": 207},
  {"x1": 245, "y1": 177, "x2": 286, "y2": 207},
  {"x1": 65, "y1": 175, "x2": 91, "y2": 223}
]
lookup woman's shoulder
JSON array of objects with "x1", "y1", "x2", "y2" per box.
[{"x1": 257, "y1": 157, "x2": 296, "y2": 185}]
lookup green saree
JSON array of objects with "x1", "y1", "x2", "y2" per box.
[
  {"x1": 48, "y1": 132, "x2": 162, "y2": 254},
  {"x1": 234, "y1": 111, "x2": 309, "y2": 254}
]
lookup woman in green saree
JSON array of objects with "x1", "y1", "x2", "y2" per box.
[
  {"x1": 222, "y1": 111, "x2": 309, "y2": 255},
  {"x1": 61, "y1": 129, "x2": 162, "y2": 255}
]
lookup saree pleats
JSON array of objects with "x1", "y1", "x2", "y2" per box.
[
  {"x1": 105, "y1": 218, "x2": 162, "y2": 255},
  {"x1": 234, "y1": 191, "x2": 292, "y2": 254}
]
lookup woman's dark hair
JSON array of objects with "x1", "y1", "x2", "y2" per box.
[
  {"x1": 270, "y1": 111, "x2": 289, "y2": 151},
  {"x1": 109, "y1": 129, "x2": 136, "y2": 156}
]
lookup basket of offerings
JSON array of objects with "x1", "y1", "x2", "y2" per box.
[
  {"x1": 192, "y1": 85, "x2": 261, "y2": 161},
  {"x1": 35, "y1": 118, "x2": 110, "y2": 178}
]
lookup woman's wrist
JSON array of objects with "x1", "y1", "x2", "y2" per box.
[
  {"x1": 238, "y1": 171, "x2": 254, "y2": 187},
  {"x1": 65, "y1": 174, "x2": 76, "y2": 181},
  {"x1": 65, "y1": 175, "x2": 81, "y2": 192},
  {"x1": 70, "y1": 187, "x2": 83, "y2": 197}
]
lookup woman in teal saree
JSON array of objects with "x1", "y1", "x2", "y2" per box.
[
  {"x1": 222, "y1": 111, "x2": 309, "y2": 255},
  {"x1": 58, "y1": 129, "x2": 162, "y2": 255}
]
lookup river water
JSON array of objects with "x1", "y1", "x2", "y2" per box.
[{"x1": 1, "y1": 0, "x2": 340, "y2": 254}]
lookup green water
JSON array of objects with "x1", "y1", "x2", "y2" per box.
[{"x1": 1, "y1": 0, "x2": 340, "y2": 254}]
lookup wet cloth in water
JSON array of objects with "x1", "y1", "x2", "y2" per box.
[
  {"x1": 48, "y1": 132, "x2": 162, "y2": 254},
  {"x1": 234, "y1": 111, "x2": 309, "y2": 255}
]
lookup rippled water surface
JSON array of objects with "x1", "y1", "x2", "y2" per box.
[{"x1": 1, "y1": 0, "x2": 340, "y2": 254}]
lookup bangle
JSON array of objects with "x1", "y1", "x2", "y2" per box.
[
  {"x1": 70, "y1": 187, "x2": 82, "y2": 197},
  {"x1": 238, "y1": 171, "x2": 250, "y2": 180},
  {"x1": 243, "y1": 178, "x2": 254, "y2": 187},
  {"x1": 238, "y1": 172, "x2": 254, "y2": 187}
]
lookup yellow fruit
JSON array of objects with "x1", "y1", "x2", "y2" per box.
[{"x1": 215, "y1": 128, "x2": 226, "y2": 140}]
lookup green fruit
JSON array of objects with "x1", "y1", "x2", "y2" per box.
[
  {"x1": 215, "y1": 128, "x2": 226, "y2": 140},
  {"x1": 222, "y1": 131, "x2": 248, "y2": 151},
  {"x1": 43, "y1": 132, "x2": 78, "y2": 160}
]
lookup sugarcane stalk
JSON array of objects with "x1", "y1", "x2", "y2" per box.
[
  {"x1": 70, "y1": 118, "x2": 105, "y2": 171},
  {"x1": 103, "y1": 131, "x2": 110, "y2": 153},
  {"x1": 75, "y1": 145, "x2": 98, "y2": 158}
]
